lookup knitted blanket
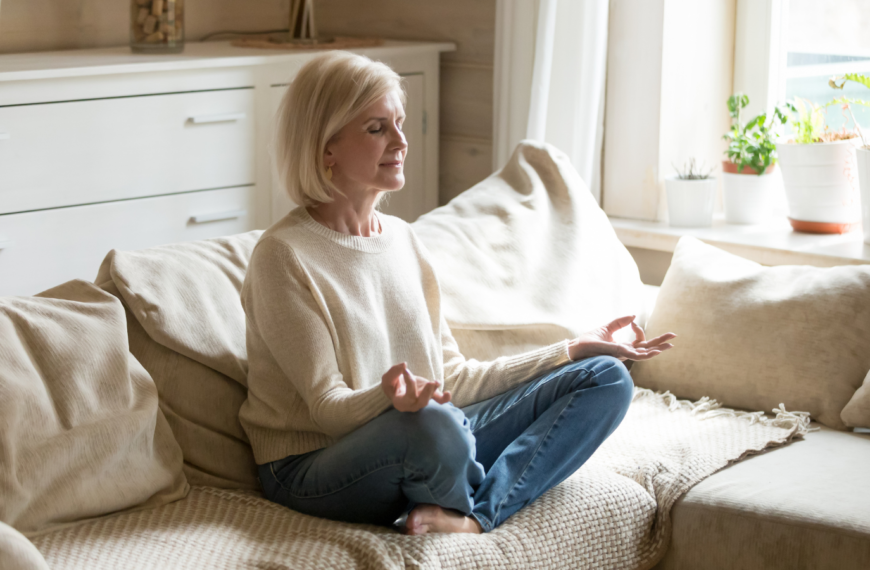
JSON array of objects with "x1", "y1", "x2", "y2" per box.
[{"x1": 28, "y1": 389, "x2": 809, "y2": 570}]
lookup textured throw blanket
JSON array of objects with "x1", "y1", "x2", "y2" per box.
[{"x1": 28, "y1": 389, "x2": 809, "y2": 570}]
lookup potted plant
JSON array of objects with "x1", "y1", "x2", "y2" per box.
[
  {"x1": 722, "y1": 93, "x2": 790, "y2": 224},
  {"x1": 776, "y1": 97, "x2": 861, "y2": 234},
  {"x1": 830, "y1": 73, "x2": 870, "y2": 244},
  {"x1": 666, "y1": 159, "x2": 716, "y2": 227}
]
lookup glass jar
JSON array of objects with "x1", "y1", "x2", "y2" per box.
[{"x1": 130, "y1": 0, "x2": 184, "y2": 54}]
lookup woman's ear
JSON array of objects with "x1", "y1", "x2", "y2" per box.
[{"x1": 323, "y1": 146, "x2": 335, "y2": 168}]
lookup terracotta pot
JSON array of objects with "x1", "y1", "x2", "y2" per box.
[{"x1": 721, "y1": 161, "x2": 778, "y2": 224}]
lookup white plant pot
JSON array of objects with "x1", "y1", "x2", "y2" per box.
[
  {"x1": 777, "y1": 139, "x2": 860, "y2": 231},
  {"x1": 665, "y1": 177, "x2": 716, "y2": 227},
  {"x1": 858, "y1": 147, "x2": 870, "y2": 244},
  {"x1": 722, "y1": 164, "x2": 778, "y2": 225}
]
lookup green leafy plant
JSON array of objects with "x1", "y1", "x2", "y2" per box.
[
  {"x1": 829, "y1": 73, "x2": 870, "y2": 148},
  {"x1": 723, "y1": 93, "x2": 791, "y2": 175},
  {"x1": 784, "y1": 96, "x2": 859, "y2": 144},
  {"x1": 788, "y1": 97, "x2": 827, "y2": 144},
  {"x1": 672, "y1": 158, "x2": 714, "y2": 180}
]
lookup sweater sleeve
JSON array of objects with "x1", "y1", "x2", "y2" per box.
[
  {"x1": 244, "y1": 237, "x2": 392, "y2": 439},
  {"x1": 439, "y1": 315, "x2": 572, "y2": 408}
]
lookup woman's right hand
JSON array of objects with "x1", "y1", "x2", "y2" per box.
[{"x1": 381, "y1": 362, "x2": 452, "y2": 412}]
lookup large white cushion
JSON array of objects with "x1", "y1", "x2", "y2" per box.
[
  {"x1": 0, "y1": 280, "x2": 188, "y2": 534},
  {"x1": 0, "y1": 522, "x2": 48, "y2": 570},
  {"x1": 412, "y1": 140, "x2": 645, "y2": 360},
  {"x1": 842, "y1": 370, "x2": 870, "y2": 428},
  {"x1": 632, "y1": 236, "x2": 870, "y2": 429}
]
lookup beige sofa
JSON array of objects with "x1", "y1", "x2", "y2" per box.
[
  {"x1": 3, "y1": 265, "x2": 866, "y2": 570},
  {"x1": 2, "y1": 143, "x2": 868, "y2": 569}
]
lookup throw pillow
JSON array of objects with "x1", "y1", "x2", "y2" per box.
[
  {"x1": 0, "y1": 522, "x2": 48, "y2": 570},
  {"x1": 0, "y1": 280, "x2": 188, "y2": 534},
  {"x1": 412, "y1": 140, "x2": 645, "y2": 361},
  {"x1": 631, "y1": 236, "x2": 870, "y2": 430},
  {"x1": 95, "y1": 231, "x2": 263, "y2": 490},
  {"x1": 841, "y1": 369, "x2": 870, "y2": 428}
]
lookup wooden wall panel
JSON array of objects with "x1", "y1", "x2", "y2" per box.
[
  {"x1": 440, "y1": 136, "x2": 493, "y2": 205},
  {"x1": 441, "y1": 62, "x2": 493, "y2": 140}
]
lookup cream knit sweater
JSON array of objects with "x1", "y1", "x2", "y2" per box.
[{"x1": 239, "y1": 207, "x2": 572, "y2": 465}]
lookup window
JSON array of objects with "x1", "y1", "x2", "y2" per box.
[{"x1": 783, "y1": 0, "x2": 870, "y2": 134}]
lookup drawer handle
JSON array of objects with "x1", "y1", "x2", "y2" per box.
[
  {"x1": 188, "y1": 112, "x2": 247, "y2": 124},
  {"x1": 0, "y1": 132, "x2": 10, "y2": 140},
  {"x1": 0, "y1": 239, "x2": 14, "y2": 250},
  {"x1": 190, "y1": 209, "x2": 247, "y2": 224}
]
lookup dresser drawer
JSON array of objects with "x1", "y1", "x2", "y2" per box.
[
  {"x1": 0, "y1": 88, "x2": 255, "y2": 215},
  {"x1": 0, "y1": 186, "x2": 257, "y2": 296}
]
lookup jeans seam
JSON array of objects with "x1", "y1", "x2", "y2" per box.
[
  {"x1": 492, "y1": 390, "x2": 576, "y2": 525},
  {"x1": 269, "y1": 459, "x2": 405, "y2": 499},
  {"x1": 471, "y1": 511, "x2": 493, "y2": 533}
]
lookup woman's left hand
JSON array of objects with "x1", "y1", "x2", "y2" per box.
[{"x1": 568, "y1": 315, "x2": 676, "y2": 362}]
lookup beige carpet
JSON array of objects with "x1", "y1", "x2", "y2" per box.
[{"x1": 27, "y1": 388, "x2": 809, "y2": 570}]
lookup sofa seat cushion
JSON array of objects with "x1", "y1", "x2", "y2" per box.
[{"x1": 656, "y1": 426, "x2": 870, "y2": 570}]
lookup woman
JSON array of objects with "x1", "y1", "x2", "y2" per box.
[{"x1": 239, "y1": 51, "x2": 675, "y2": 535}]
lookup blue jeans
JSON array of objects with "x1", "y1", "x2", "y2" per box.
[{"x1": 258, "y1": 356, "x2": 634, "y2": 532}]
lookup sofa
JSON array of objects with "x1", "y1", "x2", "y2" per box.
[{"x1": 1, "y1": 142, "x2": 868, "y2": 570}]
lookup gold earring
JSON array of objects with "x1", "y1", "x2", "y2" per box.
[{"x1": 325, "y1": 166, "x2": 333, "y2": 181}]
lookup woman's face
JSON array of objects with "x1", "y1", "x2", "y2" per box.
[{"x1": 323, "y1": 90, "x2": 408, "y2": 198}]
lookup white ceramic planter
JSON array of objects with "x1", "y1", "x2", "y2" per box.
[
  {"x1": 722, "y1": 162, "x2": 778, "y2": 224},
  {"x1": 665, "y1": 177, "x2": 716, "y2": 227},
  {"x1": 857, "y1": 147, "x2": 870, "y2": 244},
  {"x1": 777, "y1": 139, "x2": 860, "y2": 230}
]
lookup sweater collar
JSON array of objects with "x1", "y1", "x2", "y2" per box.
[{"x1": 294, "y1": 207, "x2": 397, "y2": 253}]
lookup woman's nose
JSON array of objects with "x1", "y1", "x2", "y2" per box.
[{"x1": 390, "y1": 125, "x2": 408, "y2": 150}]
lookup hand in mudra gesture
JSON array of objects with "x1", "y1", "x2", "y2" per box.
[
  {"x1": 568, "y1": 315, "x2": 676, "y2": 362},
  {"x1": 382, "y1": 362, "x2": 452, "y2": 412}
]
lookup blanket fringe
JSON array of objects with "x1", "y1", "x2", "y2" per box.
[{"x1": 632, "y1": 387, "x2": 814, "y2": 436}]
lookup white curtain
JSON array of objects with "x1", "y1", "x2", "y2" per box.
[{"x1": 493, "y1": 0, "x2": 610, "y2": 203}]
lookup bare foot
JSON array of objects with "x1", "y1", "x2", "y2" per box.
[{"x1": 404, "y1": 504, "x2": 482, "y2": 535}]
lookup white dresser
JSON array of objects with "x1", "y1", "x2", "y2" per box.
[{"x1": 0, "y1": 40, "x2": 454, "y2": 296}]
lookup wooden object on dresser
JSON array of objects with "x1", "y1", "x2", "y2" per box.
[{"x1": 0, "y1": 39, "x2": 455, "y2": 297}]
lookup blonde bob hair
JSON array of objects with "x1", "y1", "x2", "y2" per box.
[{"x1": 272, "y1": 51, "x2": 407, "y2": 207}]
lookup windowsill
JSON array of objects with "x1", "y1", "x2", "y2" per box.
[{"x1": 609, "y1": 214, "x2": 870, "y2": 267}]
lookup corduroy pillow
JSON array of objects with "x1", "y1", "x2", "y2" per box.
[
  {"x1": 0, "y1": 280, "x2": 188, "y2": 534},
  {"x1": 631, "y1": 236, "x2": 870, "y2": 430},
  {"x1": 95, "y1": 231, "x2": 263, "y2": 490}
]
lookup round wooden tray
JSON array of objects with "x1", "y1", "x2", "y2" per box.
[{"x1": 230, "y1": 35, "x2": 384, "y2": 51}]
